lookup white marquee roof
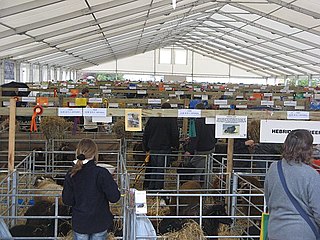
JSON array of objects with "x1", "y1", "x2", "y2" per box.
[{"x1": 1, "y1": 0, "x2": 320, "y2": 77}]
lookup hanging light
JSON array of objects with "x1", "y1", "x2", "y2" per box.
[{"x1": 172, "y1": 0, "x2": 176, "y2": 9}]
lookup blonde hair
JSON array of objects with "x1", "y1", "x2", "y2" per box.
[{"x1": 70, "y1": 138, "x2": 98, "y2": 177}]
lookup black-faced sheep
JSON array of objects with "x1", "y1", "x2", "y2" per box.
[
  {"x1": 159, "y1": 203, "x2": 232, "y2": 237},
  {"x1": 10, "y1": 201, "x2": 71, "y2": 238}
]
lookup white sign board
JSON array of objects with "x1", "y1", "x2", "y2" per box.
[
  {"x1": 214, "y1": 100, "x2": 228, "y2": 105},
  {"x1": 170, "y1": 103, "x2": 178, "y2": 108},
  {"x1": 137, "y1": 90, "x2": 147, "y2": 95},
  {"x1": 284, "y1": 101, "x2": 297, "y2": 107},
  {"x1": 178, "y1": 109, "x2": 201, "y2": 118},
  {"x1": 103, "y1": 89, "x2": 112, "y2": 93},
  {"x1": 21, "y1": 97, "x2": 36, "y2": 102},
  {"x1": 175, "y1": 91, "x2": 184, "y2": 95},
  {"x1": 148, "y1": 99, "x2": 161, "y2": 104},
  {"x1": 60, "y1": 88, "x2": 69, "y2": 93},
  {"x1": 83, "y1": 108, "x2": 107, "y2": 117},
  {"x1": 18, "y1": 88, "x2": 28, "y2": 91},
  {"x1": 236, "y1": 105, "x2": 247, "y2": 109},
  {"x1": 205, "y1": 117, "x2": 216, "y2": 124},
  {"x1": 215, "y1": 115, "x2": 247, "y2": 138},
  {"x1": 109, "y1": 103, "x2": 119, "y2": 108},
  {"x1": 202, "y1": 95, "x2": 208, "y2": 100},
  {"x1": 92, "y1": 116, "x2": 112, "y2": 123},
  {"x1": 58, "y1": 108, "x2": 82, "y2": 116},
  {"x1": 88, "y1": 98, "x2": 103, "y2": 103},
  {"x1": 261, "y1": 100, "x2": 274, "y2": 106},
  {"x1": 260, "y1": 120, "x2": 320, "y2": 143},
  {"x1": 287, "y1": 111, "x2": 309, "y2": 120},
  {"x1": 135, "y1": 190, "x2": 147, "y2": 214}
]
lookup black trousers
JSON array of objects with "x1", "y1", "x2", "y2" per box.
[{"x1": 143, "y1": 149, "x2": 171, "y2": 190}]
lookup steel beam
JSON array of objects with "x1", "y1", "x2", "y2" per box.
[
  {"x1": 0, "y1": 0, "x2": 137, "y2": 39},
  {"x1": 0, "y1": 0, "x2": 66, "y2": 18}
]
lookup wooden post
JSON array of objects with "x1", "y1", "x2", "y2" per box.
[
  {"x1": 226, "y1": 109, "x2": 235, "y2": 211},
  {"x1": 226, "y1": 109, "x2": 235, "y2": 174},
  {"x1": 8, "y1": 98, "x2": 16, "y2": 173},
  {"x1": 182, "y1": 99, "x2": 189, "y2": 138}
]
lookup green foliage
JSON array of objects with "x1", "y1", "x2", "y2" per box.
[
  {"x1": 287, "y1": 78, "x2": 320, "y2": 87},
  {"x1": 96, "y1": 73, "x2": 124, "y2": 81}
]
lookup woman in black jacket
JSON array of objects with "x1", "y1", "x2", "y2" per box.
[{"x1": 62, "y1": 138, "x2": 120, "y2": 240}]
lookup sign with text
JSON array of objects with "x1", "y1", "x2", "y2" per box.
[
  {"x1": 88, "y1": 98, "x2": 103, "y2": 103},
  {"x1": 215, "y1": 115, "x2": 247, "y2": 138},
  {"x1": 109, "y1": 103, "x2": 119, "y2": 108},
  {"x1": 260, "y1": 120, "x2": 320, "y2": 143},
  {"x1": 287, "y1": 111, "x2": 309, "y2": 120},
  {"x1": 58, "y1": 108, "x2": 82, "y2": 116},
  {"x1": 92, "y1": 116, "x2": 112, "y2": 123},
  {"x1": 284, "y1": 101, "x2": 297, "y2": 107},
  {"x1": 137, "y1": 90, "x2": 147, "y2": 95},
  {"x1": 21, "y1": 97, "x2": 36, "y2": 102},
  {"x1": 214, "y1": 100, "x2": 228, "y2": 105},
  {"x1": 148, "y1": 99, "x2": 161, "y2": 104},
  {"x1": 261, "y1": 100, "x2": 274, "y2": 106},
  {"x1": 178, "y1": 109, "x2": 201, "y2": 118},
  {"x1": 83, "y1": 108, "x2": 107, "y2": 117}
]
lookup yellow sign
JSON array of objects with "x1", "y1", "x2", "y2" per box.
[{"x1": 75, "y1": 98, "x2": 87, "y2": 106}]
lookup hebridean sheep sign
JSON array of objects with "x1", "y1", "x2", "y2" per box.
[{"x1": 260, "y1": 120, "x2": 320, "y2": 143}]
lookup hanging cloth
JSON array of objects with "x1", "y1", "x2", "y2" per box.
[{"x1": 188, "y1": 119, "x2": 196, "y2": 137}]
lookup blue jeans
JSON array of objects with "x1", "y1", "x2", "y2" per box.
[{"x1": 74, "y1": 229, "x2": 108, "y2": 240}]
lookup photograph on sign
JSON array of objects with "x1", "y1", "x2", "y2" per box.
[
  {"x1": 125, "y1": 109, "x2": 142, "y2": 131},
  {"x1": 215, "y1": 115, "x2": 247, "y2": 138}
]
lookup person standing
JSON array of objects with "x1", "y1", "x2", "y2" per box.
[
  {"x1": 184, "y1": 102, "x2": 216, "y2": 181},
  {"x1": 142, "y1": 102, "x2": 179, "y2": 190},
  {"x1": 62, "y1": 138, "x2": 120, "y2": 240},
  {"x1": 264, "y1": 129, "x2": 320, "y2": 240}
]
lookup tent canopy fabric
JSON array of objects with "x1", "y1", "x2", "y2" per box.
[{"x1": 1, "y1": 0, "x2": 320, "y2": 77}]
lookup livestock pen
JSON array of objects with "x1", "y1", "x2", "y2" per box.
[{"x1": 0, "y1": 140, "x2": 126, "y2": 240}]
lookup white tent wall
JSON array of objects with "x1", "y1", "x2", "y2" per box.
[{"x1": 83, "y1": 49, "x2": 267, "y2": 82}]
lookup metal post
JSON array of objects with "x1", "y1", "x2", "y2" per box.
[
  {"x1": 15, "y1": 61, "x2": 21, "y2": 82},
  {"x1": 29, "y1": 63, "x2": 33, "y2": 83},
  {"x1": 231, "y1": 173, "x2": 238, "y2": 219},
  {"x1": 0, "y1": 60, "x2": 4, "y2": 85},
  {"x1": 10, "y1": 171, "x2": 18, "y2": 227}
]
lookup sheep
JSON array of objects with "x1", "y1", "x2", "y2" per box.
[
  {"x1": 33, "y1": 176, "x2": 63, "y2": 205},
  {"x1": 10, "y1": 225, "x2": 46, "y2": 237},
  {"x1": 158, "y1": 203, "x2": 232, "y2": 237},
  {"x1": 10, "y1": 201, "x2": 71, "y2": 238},
  {"x1": 169, "y1": 180, "x2": 202, "y2": 215}
]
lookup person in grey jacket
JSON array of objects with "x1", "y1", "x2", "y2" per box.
[{"x1": 264, "y1": 129, "x2": 320, "y2": 240}]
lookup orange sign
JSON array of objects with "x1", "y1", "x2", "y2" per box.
[{"x1": 36, "y1": 97, "x2": 49, "y2": 106}]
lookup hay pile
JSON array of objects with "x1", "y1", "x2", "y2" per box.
[
  {"x1": 63, "y1": 231, "x2": 116, "y2": 240},
  {"x1": 40, "y1": 116, "x2": 72, "y2": 140},
  {"x1": 162, "y1": 220, "x2": 205, "y2": 240},
  {"x1": 218, "y1": 224, "x2": 242, "y2": 240}
]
